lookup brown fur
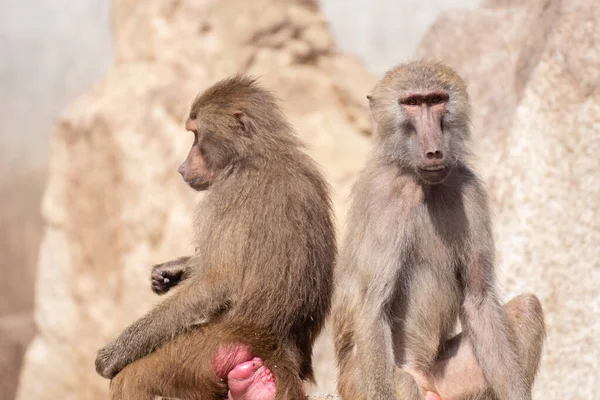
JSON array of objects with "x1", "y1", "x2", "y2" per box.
[
  {"x1": 95, "y1": 75, "x2": 336, "y2": 399},
  {"x1": 332, "y1": 61, "x2": 545, "y2": 400}
]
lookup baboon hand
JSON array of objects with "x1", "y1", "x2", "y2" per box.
[
  {"x1": 151, "y1": 263, "x2": 184, "y2": 295},
  {"x1": 95, "y1": 341, "x2": 124, "y2": 379}
]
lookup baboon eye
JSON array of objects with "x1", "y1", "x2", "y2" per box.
[
  {"x1": 430, "y1": 96, "x2": 442, "y2": 104},
  {"x1": 407, "y1": 99, "x2": 418, "y2": 106}
]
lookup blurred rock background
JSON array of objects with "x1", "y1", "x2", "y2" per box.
[{"x1": 2, "y1": 0, "x2": 598, "y2": 399}]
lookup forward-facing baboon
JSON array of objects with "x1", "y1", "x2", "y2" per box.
[
  {"x1": 332, "y1": 61, "x2": 545, "y2": 400},
  {"x1": 95, "y1": 75, "x2": 336, "y2": 400}
]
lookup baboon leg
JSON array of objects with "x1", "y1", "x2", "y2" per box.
[
  {"x1": 430, "y1": 293, "x2": 545, "y2": 400},
  {"x1": 111, "y1": 329, "x2": 302, "y2": 400},
  {"x1": 505, "y1": 293, "x2": 546, "y2": 385},
  {"x1": 337, "y1": 354, "x2": 436, "y2": 400},
  {"x1": 110, "y1": 329, "x2": 226, "y2": 400},
  {"x1": 227, "y1": 357, "x2": 276, "y2": 400}
]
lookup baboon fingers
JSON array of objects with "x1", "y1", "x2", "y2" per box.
[{"x1": 151, "y1": 270, "x2": 180, "y2": 295}]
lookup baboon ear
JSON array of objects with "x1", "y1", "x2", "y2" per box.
[
  {"x1": 366, "y1": 95, "x2": 376, "y2": 113},
  {"x1": 234, "y1": 111, "x2": 250, "y2": 134}
]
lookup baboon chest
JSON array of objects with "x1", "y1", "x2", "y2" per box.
[{"x1": 389, "y1": 200, "x2": 465, "y2": 364}]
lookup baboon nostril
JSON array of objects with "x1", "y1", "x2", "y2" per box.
[
  {"x1": 427, "y1": 150, "x2": 444, "y2": 159},
  {"x1": 426, "y1": 150, "x2": 443, "y2": 159}
]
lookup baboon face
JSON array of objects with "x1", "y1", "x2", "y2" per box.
[
  {"x1": 178, "y1": 117, "x2": 231, "y2": 191},
  {"x1": 397, "y1": 90, "x2": 452, "y2": 184},
  {"x1": 368, "y1": 61, "x2": 471, "y2": 185}
]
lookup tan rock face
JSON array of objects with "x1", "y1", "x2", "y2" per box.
[
  {"x1": 16, "y1": 0, "x2": 374, "y2": 398},
  {"x1": 418, "y1": 0, "x2": 600, "y2": 397},
  {"x1": 0, "y1": 314, "x2": 35, "y2": 400}
]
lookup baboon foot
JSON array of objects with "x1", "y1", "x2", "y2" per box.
[{"x1": 227, "y1": 357, "x2": 276, "y2": 400}]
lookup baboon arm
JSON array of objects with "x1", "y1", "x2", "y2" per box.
[
  {"x1": 460, "y1": 254, "x2": 530, "y2": 400},
  {"x1": 355, "y1": 313, "x2": 397, "y2": 399},
  {"x1": 95, "y1": 274, "x2": 231, "y2": 379},
  {"x1": 353, "y1": 248, "x2": 403, "y2": 398}
]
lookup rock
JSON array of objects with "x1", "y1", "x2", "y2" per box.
[
  {"x1": 16, "y1": 0, "x2": 374, "y2": 399},
  {"x1": 417, "y1": 0, "x2": 600, "y2": 398},
  {"x1": 0, "y1": 314, "x2": 35, "y2": 400}
]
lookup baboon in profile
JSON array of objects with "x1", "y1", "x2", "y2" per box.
[
  {"x1": 332, "y1": 60, "x2": 545, "y2": 400},
  {"x1": 95, "y1": 75, "x2": 336, "y2": 400}
]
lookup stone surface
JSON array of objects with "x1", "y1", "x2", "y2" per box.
[
  {"x1": 0, "y1": 314, "x2": 35, "y2": 400},
  {"x1": 16, "y1": 0, "x2": 373, "y2": 399},
  {"x1": 418, "y1": 0, "x2": 600, "y2": 397},
  {"x1": 319, "y1": 0, "x2": 483, "y2": 76}
]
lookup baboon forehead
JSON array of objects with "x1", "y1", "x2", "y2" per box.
[
  {"x1": 374, "y1": 60, "x2": 468, "y2": 98},
  {"x1": 189, "y1": 75, "x2": 276, "y2": 120}
]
